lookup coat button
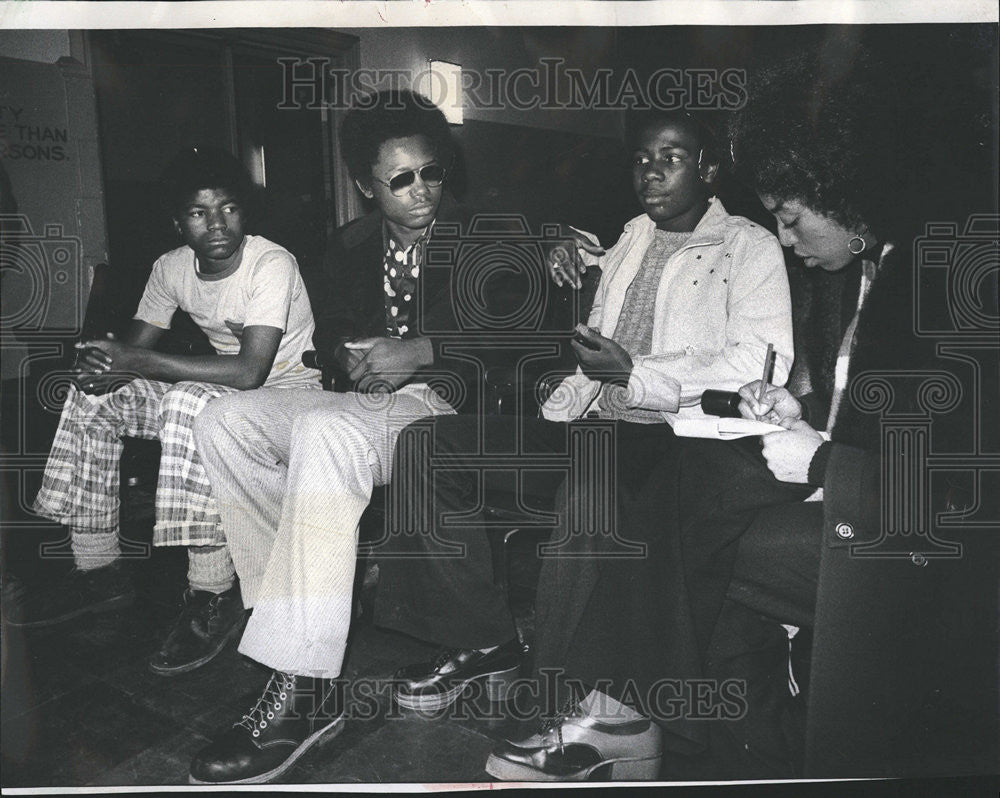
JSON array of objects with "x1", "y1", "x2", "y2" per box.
[{"x1": 835, "y1": 522, "x2": 854, "y2": 539}]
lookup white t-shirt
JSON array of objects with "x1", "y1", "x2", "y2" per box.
[{"x1": 134, "y1": 235, "x2": 320, "y2": 388}]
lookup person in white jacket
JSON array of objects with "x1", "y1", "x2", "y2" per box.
[
  {"x1": 374, "y1": 109, "x2": 794, "y2": 713},
  {"x1": 542, "y1": 193, "x2": 792, "y2": 424}
]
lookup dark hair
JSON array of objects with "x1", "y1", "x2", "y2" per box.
[
  {"x1": 340, "y1": 90, "x2": 455, "y2": 183},
  {"x1": 625, "y1": 109, "x2": 725, "y2": 168},
  {"x1": 159, "y1": 147, "x2": 256, "y2": 217},
  {"x1": 730, "y1": 49, "x2": 902, "y2": 240}
]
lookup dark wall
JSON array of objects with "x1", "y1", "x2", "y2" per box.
[
  {"x1": 88, "y1": 24, "x2": 998, "y2": 322},
  {"x1": 616, "y1": 24, "x2": 999, "y2": 226},
  {"x1": 450, "y1": 118, "x2": 635, "y2": 246}
]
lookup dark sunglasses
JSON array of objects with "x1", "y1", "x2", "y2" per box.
[{"x1": 373, "y1": 164, "x2": 446, "y2": 196}]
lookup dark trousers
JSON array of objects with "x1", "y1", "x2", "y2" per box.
[
  {"x1": 702, "y1": 501, "x2": 823, "y2": 777},
  {"x1": 533, "y1": 436, "x2": 816, "y2": 773},
  {"x1": 373, "y1": 413, "x2": 678, "y2": 649}
]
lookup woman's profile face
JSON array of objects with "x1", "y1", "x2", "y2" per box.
[{"x1": 758, "y1": 195, "x2": 866, "y2": 272}]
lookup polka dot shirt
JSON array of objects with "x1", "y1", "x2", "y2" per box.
[{"x1": 383, "y1": 227, "x2": 431, "y2": 338}]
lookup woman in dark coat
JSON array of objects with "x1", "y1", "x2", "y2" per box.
[{"x1": 485, "y1": 49, "x2": 993, "y2": 782}]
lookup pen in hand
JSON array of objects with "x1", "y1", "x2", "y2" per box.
[{"x1": 756, "y1": 343, "x2": 774, "y2": 405}]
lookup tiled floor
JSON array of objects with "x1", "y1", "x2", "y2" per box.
[
  {"x1": 3, "y1": 385, "x2": 993, "y2": 791},
  {"x1": 4, "y1": 526, "x2": 997, "y2": 793},
  {"x1": 0, "y1": 489, "x2": 552, "y2": 788},
  {"x1": 0, "y1": 376, "x2": 556, "y2": 789}
]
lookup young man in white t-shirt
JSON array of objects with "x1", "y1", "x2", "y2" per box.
[{"x1": 9, "y1": 148, "x2": 321, "y2": 677}]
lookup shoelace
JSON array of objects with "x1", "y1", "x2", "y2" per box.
[
  {"x1": 431, "y1": 648, "x2": 462, "y2": 671},
  {"x1": 206, "y1": 593, "x2": 223, "y2": 623},
  {"x1": 237, "y1": 672, "x2": 296, "y2": 738},
  {"x1": 180, "y1": 591, "x2": 220, "y2": 635},
  {"x1": 538, "y1": 695, "x2": 584, "y2": 754}
]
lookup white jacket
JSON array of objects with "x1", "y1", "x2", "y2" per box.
[{"x1": 542, "y1": 198, "x2": 793, "y2": 423}]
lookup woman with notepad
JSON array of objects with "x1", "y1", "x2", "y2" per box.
[{"x1": 486, "y1": 47, "x2": 982, "y2": 781}]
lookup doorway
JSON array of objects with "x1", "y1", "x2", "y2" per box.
[{"x1": 89, "y1": 29, "x2": 359, "y2": 313}]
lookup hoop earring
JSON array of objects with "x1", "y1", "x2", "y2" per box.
[{"x1": 848, "y1": 235, "x2": 866, "y2": 255}]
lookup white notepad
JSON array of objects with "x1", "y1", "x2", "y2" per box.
[{"x1": 673, "y1": 417, "x2": 785, "y2": 440}]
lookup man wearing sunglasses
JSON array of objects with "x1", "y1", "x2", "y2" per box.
[
  {"x1": 374, "y1": 161, "x2": 446, "y2": 194},
  {"x1": 186, "y1": 90, "x2": 489, "y2": 784}
]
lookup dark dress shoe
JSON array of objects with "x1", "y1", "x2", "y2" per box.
[
  {"x1": 485, "y1": 694, "x2": 662, "y2": 781},
  {"x1": 3, "y1": 561, "x2": 134, "y2": 628},
  {"x1": 149, "y1": 585, "x2": 248, "y2": 676},
  {"x1": 393, "y1": 637, "x2": 525, "y2": 711},
  {"x1": 189, "y1": 671, "x2": 345, "y2": 785}
]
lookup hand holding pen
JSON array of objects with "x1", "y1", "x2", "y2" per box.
[{"x1": 736, "y1": 343, "x2": 803, "y2": 427}]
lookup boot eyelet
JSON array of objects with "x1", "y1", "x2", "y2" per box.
[
  {"x1": 274, "y1": 703, "x2": 282, "y2": 710},
  {"x1": 267, "y1": 712, "x2": 274, "y2": 719},
  {"x1": 279, "y1": 693, "x2": 287, "y2": 700},
  {"x1": 260, "y1": 721, "x2": 267, "y2": 728},
  {"x1": 252, "y1": 730, "x2": 260, "y2": 738}
]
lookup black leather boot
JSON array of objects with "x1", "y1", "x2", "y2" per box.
[
  {"x1": 189, "y1": 671, "x2": 345, "y2": 784},
  {"x1": 149, "y1": 585, "x2": 248, "y2": 676}
]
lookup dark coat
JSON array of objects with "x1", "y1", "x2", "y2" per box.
[
  {"x1": 793, "y1": 246, "x2": 993, "y2": 777},
  {"x1": 531, "y1": 242, "x2": 994, "y2": 778},
  {"x1": 311, "y1": 198, "x2": 588, "y2": 415},
  {"x1": 310, "y1": 196, "x2": 481, "y2": 414}
]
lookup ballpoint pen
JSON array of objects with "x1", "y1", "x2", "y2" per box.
[{"x1": 756, "y1": 343, "x2": 774, "y2": 404}]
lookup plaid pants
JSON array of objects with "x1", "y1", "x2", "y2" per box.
[{"x1": 33, "y1": 379, "x2": 237, "y2": 547}]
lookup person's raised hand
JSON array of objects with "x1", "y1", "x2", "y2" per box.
[{"x1": 545, "y1": 226, "x2": 605, "y2": 290}]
